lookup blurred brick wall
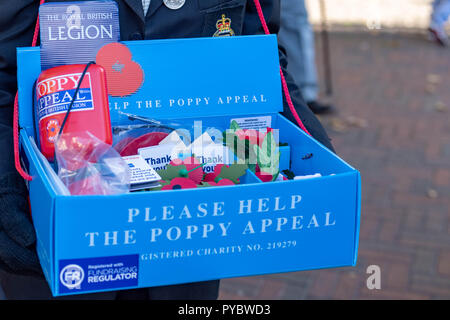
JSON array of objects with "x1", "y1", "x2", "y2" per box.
[{"x1": 306, "y1": 0, "x2": 434, "y2": 31}]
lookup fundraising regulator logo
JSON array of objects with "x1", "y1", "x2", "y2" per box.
[
  {"x1": 58, "y1": 255, "x2": 139, "y2": 294},
  {"x1": 60, "y1": 264, "x2": 85, "y2": 290}
]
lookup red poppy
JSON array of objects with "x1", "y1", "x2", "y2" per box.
[
  {"x1": 169, "y1": 156, "x2": 204, "y2": 184},
  {"x1": 96, "y1": 42, "x2": 144, "y2": 97},
  {"x1": 161, "y1": 177, "x2": 197, "y2": 190},
  {"x1": 203, "y1": 172, "x2": 217, "y2": 182},
  {"x1": 203, "y1": 164, "x2": 225, "y2": 183},
  {"x1": 46, "y1": 119, "x2": 60, "y2": 142}
]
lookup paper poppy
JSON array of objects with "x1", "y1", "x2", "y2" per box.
[
  {"x1": 96, "y1": 42, "x2": 144, "y2": 97},
  {"x1": 169, "y1": 157, "x2": 204, "y2": 184},
  {"x1": 203, "y1": 164, "x2": 225, "y2": 182},
  {"x1": 161, "y1": 177, "x2": 197, "y2": 190},
  {"x1": 203, "y1": 172, "x2": 217, "y2": 182}
]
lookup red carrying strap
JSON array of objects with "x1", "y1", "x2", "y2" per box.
[
  {"x1": 252, "y1": 0, "x2": 311, "y2": 136},
  {"x1": 14, "y1": 0, "x2": 45, "y2": 181}
]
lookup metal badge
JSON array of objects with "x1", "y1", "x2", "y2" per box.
[{"x1": 163, "y1": 0, "x2": 186, "y2": 10}]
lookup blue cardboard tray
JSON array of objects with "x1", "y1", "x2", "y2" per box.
[{"x1": 17, "y1": 35, "x2": 361, "y2": 296}]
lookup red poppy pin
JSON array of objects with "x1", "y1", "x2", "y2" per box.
[{"x1": 96, "y1": 42, "x2": 144, "y2": 97}]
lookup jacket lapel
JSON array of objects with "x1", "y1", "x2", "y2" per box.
[
  {"x1": 146, "y1": 0, "x2": 164, "y2": 19},
  {"x1": 122, "y1": 0, "x2": 145, "y2": 22}
]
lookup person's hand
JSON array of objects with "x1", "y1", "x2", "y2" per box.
[{"x1": 0, "y1": 172, "x2": 42, "y2": 276}]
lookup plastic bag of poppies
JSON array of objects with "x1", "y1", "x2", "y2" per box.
[{"x1": 55, "y1": 131, "x2": 131, "y2": 195}]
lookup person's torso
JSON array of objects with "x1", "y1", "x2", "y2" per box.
[{"x1": 43, "y1": 0, "x2": 249, "y2": 41}]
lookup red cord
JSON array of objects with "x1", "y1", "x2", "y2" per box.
[
  {"x1": 31, "y1": 1, "x2": 45, "y2": 47},
  {"x1": 252, "y1": 0, "x2": 311, "y2": 136},
  {"x1": 13, "y1": 94, "x2": 32, "y2": 181},
  {"x1": 13, "y1": 0, "x2": 45, "y2": 181}
]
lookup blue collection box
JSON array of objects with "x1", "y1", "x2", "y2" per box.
[{"x1": 17, "y1": 35, "x2": 361, "y2": 296}]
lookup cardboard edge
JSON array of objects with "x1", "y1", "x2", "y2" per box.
[
  {"x1": 279, "y1": 145, "x2": 290, "y2": 171},
  {"x1": 16, "y1": 46, "x2": 41, "y2": 130},
  {"x1": 277, "y1": 113, "x2": 357, "y2": 171},
  {"x1": 50, "y1": 197, "x2": 57, "y2": 295},
  {"x1": 54, "y1": 262, "x2": 356, "y2": 297},
  {"x1": 352, "y1": 171, "x2": 362, "y2": 266},
  {"x1": 45, "y1": 163, "x2": 359, "y2": 296},
  {"x1": 53, "y1": 196, "x2": 62, "y2": 296},
  {"x1": 20, "y1": 132, "x2": 57, "y2": 291}
]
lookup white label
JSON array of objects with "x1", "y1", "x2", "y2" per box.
[
  {"x1": 231, "y1": 116, "x2": 272, "y2": 130},
  {"x1": 197, "y1": 144, "x2": 233, "y2": 174},
  {"x1": 122, "y1": 155, "x2": 162, "y2": 185},
  {"x1": 138, "y1": 132, "x2": 233, "y2": 174},
  {"x1": 138, "y1": 144, "x2": 189, "y2": 171},
  {"x1": 190, "y1": 133, "x2": 232, "y2": 173}
]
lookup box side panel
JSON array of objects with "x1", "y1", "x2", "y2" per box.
[
  {"x1": 274, "y1": 114, "x2": 362, "y2": 267},
  {"x1": 17, "y1": 47, "x2": 41, "y2": 133},
  {"x1": 20, "y1": 132, "x2": 56, "y2": 291},
  {"x1": 276, "y1": 114, "x2": 356, "y2": 175},
  {"x1": 108, "y1": 36, "x2": 282, "y2": 122},
  {"x1": 54, "y1": 176, "x2": 358, "y2": 296},
  {"x1": 353, "y1": 171, "x2": 362, "y2": 266},
  {"x1": 17, "y1": 35, "x2": 283, "y2": 131},
  {"x1": 279, "y1": 146, "x2": 290, "y2": 171}
]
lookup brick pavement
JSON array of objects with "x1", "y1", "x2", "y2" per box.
[{"x1": 218, "y1": 30, "x2": 450, "y2": 300}]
